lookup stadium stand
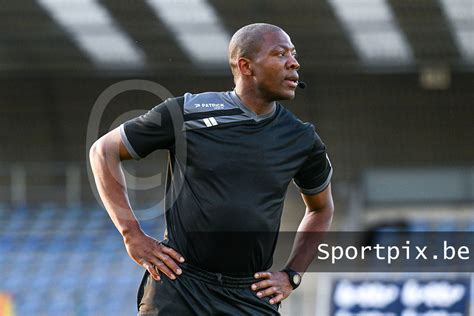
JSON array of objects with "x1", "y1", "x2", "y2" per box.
[{"x1": 0, "y1": 205, "x2": 165, "y2": 315}]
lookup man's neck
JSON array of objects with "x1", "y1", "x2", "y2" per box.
[{"x1": 234, "y1": 86, "x2": 275, "y2": 116}]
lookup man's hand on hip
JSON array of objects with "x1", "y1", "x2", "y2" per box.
[
  {"x1": 123, "y1": 231, "x2": 185, "y2": 281},
  {"x1": 251, "y1": 271, "x2": 293, "y2": 305}
]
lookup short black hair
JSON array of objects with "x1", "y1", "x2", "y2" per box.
[{"x1": 228, "y1": 23, "x2": 283, "y2": 76}]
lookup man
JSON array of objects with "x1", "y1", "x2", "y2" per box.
[{"x1": 90, "y1": 23, "x2": 334, "y2": 315}]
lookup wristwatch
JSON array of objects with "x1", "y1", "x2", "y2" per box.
[{"x1": 282, "y1": 268, "x2": 302, "y2": 289}]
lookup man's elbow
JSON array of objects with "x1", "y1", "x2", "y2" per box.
[
  {"x1": 89, "y1": 138, "x2": 117, "y2": 167},
  {"x1": 89, "y1": 139, "x2": 105, "y2": 162},
  {"x1": 326, "y1": 203, "x2": 335, "y2": 221},
  {"x1": 307, "y1": 198, "x2": 334, "y2": 217},
  {"x1": 315, "y1": 202, "x2": 334, "y2": 219},
  {"x1": 315, "y1": 202, "x2": 334, "y2": 226},
  {"x1": 327, "y1": 198, "x2": 335, "y2": 215}
]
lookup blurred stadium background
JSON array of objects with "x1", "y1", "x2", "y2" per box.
[{"x1": 0, "y1": 0, "x2": 473, "y2": 315}]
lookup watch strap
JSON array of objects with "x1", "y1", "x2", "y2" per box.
[{"x1": 282, "y1": 267, "x2": 301, "y2": 289}]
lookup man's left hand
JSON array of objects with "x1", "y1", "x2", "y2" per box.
[{"x1": 251, "y1": 271, "x2": 294, "y2": 305}]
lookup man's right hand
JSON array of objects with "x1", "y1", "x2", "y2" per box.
[{"x1": 123, "y1": 230, "x2": 185, "y2": 281}]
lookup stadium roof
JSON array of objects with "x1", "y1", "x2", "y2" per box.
[{"x1": 1, "y1": 0, "x2": 472, "y2": 75}]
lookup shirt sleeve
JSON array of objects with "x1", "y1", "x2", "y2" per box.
[
  {"x1": 293, "y1": 129, "x2": 333, "y2": 195},
  {"x1": 119, "y1": 97, "x2": 182, "y2": 160}
]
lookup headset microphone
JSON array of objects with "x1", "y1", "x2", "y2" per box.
[{"x1": 297, "y1": 81, "x2": 306, "y2": 89}]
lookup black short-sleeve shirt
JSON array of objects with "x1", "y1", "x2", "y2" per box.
[{"x1": 121, "y1": 90, "x2": 332, "y2": 274}]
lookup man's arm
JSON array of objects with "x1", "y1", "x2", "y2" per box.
[
  {"x1": 89, "y1": 127, "x2": 184, "y2": 281},
  {"x1": 251, "y1": 184, "x2": 334, "y2": 305},
  {"x1": 284, "y1": 183, "x2": 334, "y2": 274}
]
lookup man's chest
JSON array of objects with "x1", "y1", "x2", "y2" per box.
[{"x1": 183, "y1": 125, "x2": 309, "y2": 184}]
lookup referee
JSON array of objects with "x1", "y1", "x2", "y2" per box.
[{"x1": 90, "y1": 23, "x2": 334, "y2": 315}]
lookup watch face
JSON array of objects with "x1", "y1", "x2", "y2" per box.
[{"x1": 292, "y1": 274, "x2": 301, "y2": 285}]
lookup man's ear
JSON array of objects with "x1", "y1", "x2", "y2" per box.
[{"x1": 237, "y1": 57, "x2": 252, "y2": 76}]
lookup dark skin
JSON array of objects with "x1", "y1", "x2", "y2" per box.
[
  {"x1": 235, "y1": 29, "x2": 334, "y2": 304},
  {"x1": 89, "y1": 28, "x2": 334, "y2": 306},
  {"x1": 90, "y1": 129, "x2": 184, "y2": 281},
  {"x1": 234, "y1": 30, "x2": 300, "y2": 115},
  {"x1": 251, "y1": 185, "x2": 333, "y2": 304}
]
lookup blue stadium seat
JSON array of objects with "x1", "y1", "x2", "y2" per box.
[{"x1": 0, "y1": 205, "x2": 143, "y2": 315}]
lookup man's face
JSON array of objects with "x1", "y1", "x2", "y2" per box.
[{"x1": 250, "y1": 30, "x2": 300, "y2": 101}]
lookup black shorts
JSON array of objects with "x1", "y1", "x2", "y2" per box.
[{"x1": 137, "y1": 263, "x2": 281, "y2": 315}]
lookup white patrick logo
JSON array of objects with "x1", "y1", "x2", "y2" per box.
[{"x1": 194, "y1": 103, "x2": 225, "y2": 108}]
